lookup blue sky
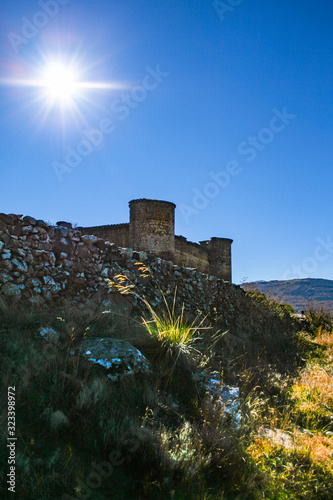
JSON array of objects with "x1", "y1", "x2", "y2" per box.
[{"x1": 0, "y1": 0, "x2": 332, "y2": 284}]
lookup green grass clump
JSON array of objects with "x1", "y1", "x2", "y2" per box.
[
  {"x1": 110, "y1": 262, "x2": 207, "y2": 346},
  {"x1": 306, "y1": 307, "x2": 333, "y2": 337},
  {"x1": 109, "y1": 263, "x2": 215, "y2": 387}
]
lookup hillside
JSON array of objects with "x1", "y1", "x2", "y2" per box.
[
  {"x1": 241, "y1": 278, "x2": 333, "y2": 313},
  {"x1": 1, "y1": 282, "x2": 333, "y2": 499},
  {"x1": 1, "y1": 214, "x2": 333, "y2": 498}
]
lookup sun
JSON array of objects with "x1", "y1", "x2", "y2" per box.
[
  {"x1": 0, "y1": 52, "x2": 128, "y2": 129},
  {"x1": 42, "y1": 62, "x2": 78, "y2": 102}
]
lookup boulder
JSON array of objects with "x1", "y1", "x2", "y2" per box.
[
  {"x1": 205, "y1": 373, "x2": 241, "y2": 427},
  {"x1": 78, "y1": 338, "x2": 151, "y2": 382},
  {"x1": 39, "y1": 327, "x2": 60, "y2": 343},
  {"x1": 1, "y1": 282, "x2": 22, "y2": 297},
  {"x1": 56, "y1": 221, "x2": 73, "y2": 229}
]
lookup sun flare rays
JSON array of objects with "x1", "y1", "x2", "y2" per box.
[{"x1": 0, "y1": 54, "x2": 127, "y2": 130}]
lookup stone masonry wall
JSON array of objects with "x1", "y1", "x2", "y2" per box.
[
  {"x1": 79, "y1": 223, "x2": 130, "y2": 248},
  {"x1": 129, "y1": 199, "x2": 175, "y2": 261},
  {"x1": 174, "y1": 236, "x2": 209, "y2": 274},
  {"x1": 209, "y1": 238, "x2": 233, "y2": 283},
  {"x1": 0, "y1": 213, "x2": 296, "y2": 342}
]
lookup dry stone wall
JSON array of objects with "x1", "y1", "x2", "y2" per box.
[{"x1": 0, "y1": 213, "x2": 296, "y2": 341}]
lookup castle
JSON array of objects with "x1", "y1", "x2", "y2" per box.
[{"x1": 78, "y1": 199, "x2": 233, "y2": 282}]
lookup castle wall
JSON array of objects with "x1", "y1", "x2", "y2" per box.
[
  {"x1": 174, "y1": 236, "x2": 209, "y2": 273},
  {"x1": 78, "y1": 223, "x2": 130, "y2": 248},
  {"x1": 77, "y1": 199, "x2": 233, "y2": 282}
]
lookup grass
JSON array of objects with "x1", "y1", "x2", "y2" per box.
[
  {"x1": 109, "y1": 263, "x2": 207, "y2": 346},
  {"x1": 109, "y1": 263, "x2": 220, "y2": 386},
  {"x1": 0, "y1": 292, "x2": 332, "y2": 499},
  {"x1": 289, "y1": 312, "x2": 333, "y2": 432},
  {"x1": 244, "y1": 308, "x2": 333, "y2": 499}
]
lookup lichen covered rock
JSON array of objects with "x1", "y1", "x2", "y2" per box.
[{"x1": 78, "y1": 337, "x2": 151, "y2": 382}]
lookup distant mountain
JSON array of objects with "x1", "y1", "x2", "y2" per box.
[{"x1": 241, "y1": 278, "x2": 333, "y2": 313}]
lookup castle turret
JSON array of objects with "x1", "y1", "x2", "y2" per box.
[
  {"x1": 129, "y1": 199, "x2": 176, "y2": 260},
  {"x1": 208, "y1": 237, "x2": 233, "y2": 282}
]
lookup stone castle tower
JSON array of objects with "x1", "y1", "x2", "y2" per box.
[
  {"x1": 80, "y1": 198, "x2": 233, "y2": 282},
  {"x1": 129, "y1": 199, "x2": 176, "y2": 261}
]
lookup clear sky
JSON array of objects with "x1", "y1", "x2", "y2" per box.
[{"x1": 1, "y1": 0, "x2": 332, "y2": 284}]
